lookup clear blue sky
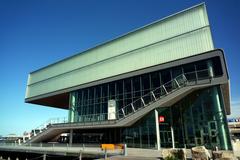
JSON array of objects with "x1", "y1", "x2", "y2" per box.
[{"x1": 0, "y1": 0, "x2": 240, "y2": 136}]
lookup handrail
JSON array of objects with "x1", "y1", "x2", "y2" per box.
[{"x1": 116, "y1": 73, "x2": 188, "y2": 119}]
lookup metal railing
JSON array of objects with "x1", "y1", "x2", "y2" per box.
[
  {"x1": 29, "y1": 117, "x2": 68, "y2": 138},
  {"x1": 0, "y1": 142, "x2": 125, "y2": 156},
  {"x1": 116, "y1": 73, "x2": 188, "y2": 119},
  {"x1": 0, "y1": 142, "x2": 100, "y2": 148}
]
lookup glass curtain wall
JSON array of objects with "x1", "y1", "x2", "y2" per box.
[
  {"x1": 66, "y1": 56, "x2": 231, "y2": 150},
  {"x1": 122, "y1": 111, "x2": 157, "y2": 149},
  {"x1": 68, "y1": 57, "x2": 223, "y2": 123},
  {"x1": 167, "y1": 86, "x2": 232, "y2": 150}
]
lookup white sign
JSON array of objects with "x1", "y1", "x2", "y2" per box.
[{"x1": 108, "y1": 100, "x2": 116, "y2": 120}]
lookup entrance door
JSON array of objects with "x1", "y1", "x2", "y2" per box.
[
  {"x1": 158, "y1": 107, "x2": 173, "y2": 148},
  {"x1": 159, "y1": 123, "x2": 172, "y2": 148}
]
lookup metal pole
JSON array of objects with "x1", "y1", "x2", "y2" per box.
[
  {"x1": 207, "y1": 60, "x2": 214, "y2": 78},
  {"x1": 151, "y1": 91, "x2": 157, "y2": 101},
  {"x1": 131, "y1": 103, "x2": 136, "y2": 112},
  {"x1": 124, "y1": 144, "x2": 128, "y2": 156},
  {"x1": 43, "y1": 154, "x2": 46, "y2": 160},
  {"x1": 79, "y1": 151, "x2": 82, "y2": 160},
  {"x1": 174, "y1": 79, "x2": 180, "y2": 88},
  {"x1": 155, "y1": 109, "x2": 161, "y2": 150},
  {"x1": 162, "y1": 85, "x2": 168, "y2": 94},
  {"x1": 171, "y1": 125, "x2": 175, "y2": 149},
  {"x1": 104, "y1": 149, "x2": 107, "y2": 160},
  {"x1": 170, "y1": 107, "x2": 175, "y2": 149},
  {"x1": 69, "y1": 129, "x2": 73, "y2": 146},
  {"x1": 141, "y1": 97, "x2": 146, "y2": 106},
  {"x1": 121, "y1": 108, "x2": 126, "y2": 117}
]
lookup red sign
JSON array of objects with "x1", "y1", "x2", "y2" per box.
[{"x1": 159, "y1": 116, "x2": 165, "y2": 123}]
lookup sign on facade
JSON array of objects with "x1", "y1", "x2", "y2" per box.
[{"x1": 108, "y1": 100, "x2": 116, "y2": 120}]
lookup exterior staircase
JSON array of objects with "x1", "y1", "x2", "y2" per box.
[{"x1": 27, "y1": 69, "x2": 219, "y2": 143}]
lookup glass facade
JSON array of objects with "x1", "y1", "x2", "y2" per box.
[
  {"x1": 69, "y1": 57, "x2": 223, "y2": 122},
  {"x1": 122, "y1": 111, "x2": 157, "y2": 149},
  {"x1": 68, "y1": 56, "x2": 231, "y2": 150},
  {"x1": 159, "y1": 86, "x2": 232, "y2": 150}
]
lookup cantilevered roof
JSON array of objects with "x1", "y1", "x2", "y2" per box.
[{"x1": 26, "y1": 3, "x2": 214, "y2": 108}]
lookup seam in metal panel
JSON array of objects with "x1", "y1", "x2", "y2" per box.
[
  {"x1": 28, "y1": 25, "x2": 210, "y2": 87},
  {"x1": 29, "y1": 4, "x2": 208, "y2": 85},
  {"x1": 25, "y1": 49, "x2": 226, "y2": 101},
  {"x1": 26, "y1": 29, "x2": 214, "y2": 98},
  {"x1": 29, "y1": 3, "x2": 206, "y2": 75}
]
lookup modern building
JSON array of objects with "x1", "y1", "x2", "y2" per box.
[{"x1": 25, "y1": 3, "x2": 232, "y2": 150}]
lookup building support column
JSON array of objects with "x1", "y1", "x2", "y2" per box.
[
  {"x1": 69, "y1": 129, "x2": 73, "y2": 146},
  {"x1": 69, "y1": 92, "x2": 76, "y2": 123},
  {"x1": 155, "y1": 109, "x2": 160, "y2": 150},
  {"x1": 170, "y1": 126, "x2": 175, "y2": 148},
  {"x1": 212, "y1": 86, "x2": 231, "y2": 150},
  {"x1": 170, "y1": 107, "x2": 175, "y2": 148},
  {"x1": 207, "y1": 60, "x2": 214, "y2": 78}
]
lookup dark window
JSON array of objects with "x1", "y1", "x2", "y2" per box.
[
  {"x1": 142, "y1": 74, "x2": 150, "y2": 95},
  {"x1": 109, "y1": 82, "x2": 116, "y2": 100},
  {"x1": 172, "y1": 67, "x2": 182, "y2": 78},
  {"x1": 212, "y1": 57, "x2": 223, "y2": 76},
  {"x1": 150, "y1": 71, "x2": 160, "y2": 89},
  {"x1": 133, "y1": 76, "x2": 141, "y2": 100},
  {"x1": 116, "y1": 80, "x2": 123, "y2": 109},
  {"x1": 124, "y1": 78, "x2": 132, "y2": 114},
  {"x1": 183, "y1": 63, "x2": 196, "y2": 81},
  {"x1": 195, "y1": 60, "x2": 208, "y2": 79},
  {"x1": 89, "y1": 87, "x2": 94, "y2": 114},
  {"x1": 102, "y1": 84, "x2": 108, "y2": 113},
  {"x1": 95, "y1": 86, "x2": 101, "y2": 114}
]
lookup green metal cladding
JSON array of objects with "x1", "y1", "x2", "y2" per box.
[{"x1": 26, "y1": 3, "x2": 214, "y2": 99}]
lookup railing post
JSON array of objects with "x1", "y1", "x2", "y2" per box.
[
  {"x1": 43, "y1": 153, "x2": 46, "y2": 160},
  {"x1": 121, "y1": 108, "x2": 126, "y2": 117},
  {"x1": 182, "y1": 74, "x2": 187, "y2": 82},
  {"x1": 141, "y1": 97, "x2": 146, "y2": 106},
  {"x1": 162, "y1": 85, "x2": 168, "y2": 94},
  {"x1": 131, "y1": 103, "x2": 136, "y2": 112},
  {"x1": 79, "y1": 151, "x2": 82, "y2": 160},
  {"x1": 174, "y1": 79, "x2": 180, "y2": 88},
  {"x1": 33, "y1": 130, "x2": 36, "y2": 136},
  {"x1": 123, "y1": 144, "x2": 128, "y2": 156},
  {"x1": 104, "y1": 149, "x2": 107, "y2": 160},
  {"x1": 151, "y1": 91, "x2": 157, "y2": 101}
]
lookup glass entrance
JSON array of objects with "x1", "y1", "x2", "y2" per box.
[
  {"x1": 158, "y1": 107, "x2": 173, "y2": 148},
  {"x1": 160, "y1": 124, "x2": 172, "y2": 148},
  {"x1": 170, "y1": 86, "x2": 232, "y2": 150}
]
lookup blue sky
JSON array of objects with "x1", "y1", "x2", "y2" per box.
[{"x1": 0, "y1": 0, "x2": 239, "y2": 136}]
